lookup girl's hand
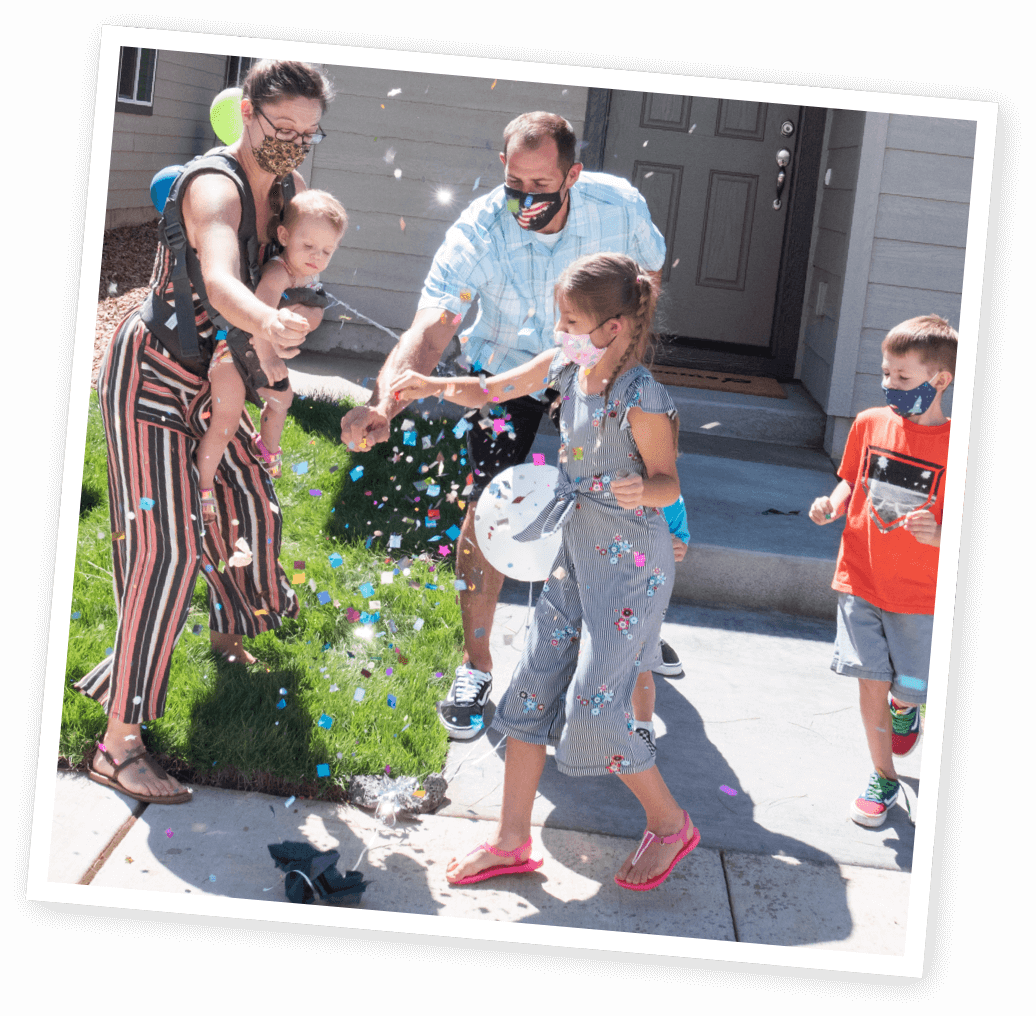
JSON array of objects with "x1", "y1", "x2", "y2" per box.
[
  {"x1": 672, "y1": 535, "x2": 688, "y2": 562},
  {"x1": 809, "y1": 496, "x2": 838, "y2": 524},
  {"x1": 904, "y1": 509, "x2": 940, "y2": 546},
  {"x1": 390, "y1": 370, "x2": 441, "y2": 402},
  {"x1": 610, "y1": 472, "x2": 644, "y2": 509}
]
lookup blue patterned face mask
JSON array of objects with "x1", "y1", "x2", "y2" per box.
[{"x1": 882, "y1": 377, "x2": 940, "y2": 417}]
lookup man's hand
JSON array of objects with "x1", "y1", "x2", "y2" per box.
[
  {"x1": 341, "y1": 405, "x2": 391, "y2": 451},
  {"x1": 904, "y1": 509, "x2": 940, "y2": 547}
]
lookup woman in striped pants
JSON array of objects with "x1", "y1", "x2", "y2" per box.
[{"x1": 77, "y1": 60, "x2": 333, "y2": 804}]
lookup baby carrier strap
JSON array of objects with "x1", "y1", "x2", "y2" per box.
[{"x1": 141, "y1": 148, "x2": 296, "y2": 398}]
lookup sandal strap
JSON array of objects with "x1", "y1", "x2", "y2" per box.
[
  {"x1": 468, "y1": 836, "x2": 532, "y2": 861},
  {"x1": 631, "y1": 811, "x2": 691, "y2": 865}
]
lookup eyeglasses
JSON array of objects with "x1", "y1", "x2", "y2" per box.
[{"x1": 255, "y1": 106, "x2": 326, "y2": 146}]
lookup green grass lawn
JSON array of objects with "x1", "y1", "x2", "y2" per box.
[{"x1": 62, "y1": 390, "x2": 477, "y2": 801}]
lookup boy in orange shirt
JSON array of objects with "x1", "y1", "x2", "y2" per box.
[{"x1": 810, "y1": 315, "x2": 956, "y2": 828}]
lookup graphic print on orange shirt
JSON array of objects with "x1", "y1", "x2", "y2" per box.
[{"x1": 863, "y1": 446, "x2": 945, "y2": 534}]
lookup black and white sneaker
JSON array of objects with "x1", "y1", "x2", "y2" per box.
[
  {"x1": 437, "y1": 665, "x2": 493, "y2": 740},
  {"x1": 654, "y1": 639, "x2": 684, "y2": 677},
  {"x1": 633, "y1": 721, "x2": 656, "y2": 755}
]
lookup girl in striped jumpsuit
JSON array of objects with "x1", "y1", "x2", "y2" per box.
[
  {"x1": 76, "y1": 60, "x2": 332, "y2": 804},
  {"x1": 391, "y1": 253, "x2": 700, "y2": 890}
]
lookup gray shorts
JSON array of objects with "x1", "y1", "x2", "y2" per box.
[{"x1": 831, "y1": 593, "x2": 932, "y2": 704}]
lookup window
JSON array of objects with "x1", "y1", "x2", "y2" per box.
[
  {"x1": 225, "y1": 56, "x2": 258, "y2": 89},
  {"x1": 115, "y1": 47, "x2": 156, "y2": 115}
]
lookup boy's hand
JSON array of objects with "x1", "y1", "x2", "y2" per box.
[
  {"x1": 259, "y1": 355, "x2": 288, "y2": 384},
  {"x1": 672, "y1": 535, "x2": 688, "y2": 562},
  {"x1": 809, "y1": 496, "x2": 838, "y2": 525},
  {"x1": 904, "y1": 509, "x2": 940, "y2": 547}
]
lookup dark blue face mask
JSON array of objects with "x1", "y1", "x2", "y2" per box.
[{"x1": 882, "y1": 378, "x2": 940, "y2": 417}]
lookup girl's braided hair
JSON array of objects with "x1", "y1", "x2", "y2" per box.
[{"x1": 554, "y1": 253, "x2": 660, "y2": 423}]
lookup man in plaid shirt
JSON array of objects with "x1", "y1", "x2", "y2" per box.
[{"x1": 341, "y1": 111, "x2": 666, "y2": 740}]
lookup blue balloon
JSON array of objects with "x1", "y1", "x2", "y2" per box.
[{"x1": 150, "y1": 164, "x2": 184, "y2": 213}]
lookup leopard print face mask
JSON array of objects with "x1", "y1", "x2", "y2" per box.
[{"x1": 252, "y1": 136, "x2": 309, "y2": 177}]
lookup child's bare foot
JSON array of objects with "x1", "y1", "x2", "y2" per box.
[
  {"x1": 615, "y1": 811, "x2": 695, "y2": 886},
  {"x1": 210, "y1": 631, "x2": 258, "y2": 665},
  {"x1": 445, "y1": 832, "x2": 536, "y2": 884},
  {"x1": 91, "y1": 743, "x2": 188, "y2": 800}
]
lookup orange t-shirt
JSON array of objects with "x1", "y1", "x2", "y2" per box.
[{"x1": 832, "y1": 406, "x2": 950, "y2": 614}]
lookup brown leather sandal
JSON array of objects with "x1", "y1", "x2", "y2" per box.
[{"x1": 86, "y1": 742, "x2": 192, "y2": 805}]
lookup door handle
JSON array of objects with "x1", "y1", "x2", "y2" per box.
[{"x1": 774, "y1": 149, "x2": 791, "y2": 210}]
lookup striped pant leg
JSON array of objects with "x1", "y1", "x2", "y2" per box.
[
  {"x1": 195, "y1": 406, "x2": 297, "y2": 636},
  {"x1": 75, "y1": 316, "x2": 203, "y2": 723}
]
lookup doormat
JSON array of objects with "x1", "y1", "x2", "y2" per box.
[{"x1": 649, "y1": 366, "x2": 787, "y2": 399}]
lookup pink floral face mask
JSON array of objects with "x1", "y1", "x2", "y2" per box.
[{"x1": 555, "y1": 316, "x2": 616, "y2": 367}]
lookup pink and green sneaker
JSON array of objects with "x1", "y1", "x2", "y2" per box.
[
  {"x1": 850, "y1": 770, "x2": 903, "y2": 828},
  {"x1": 890, "y1": 698, "x2": 921, "y2": 757}
]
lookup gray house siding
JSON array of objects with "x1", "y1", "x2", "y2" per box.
[
  {"x1": 106, "y1": 51, "x2": 226, "y2": 229},
  {"x1": 801, "y1": 111, "x2": 974, "y2": 462},
  {"x1": 306, "y1": 68, "x2": 588, "y2": 354}
]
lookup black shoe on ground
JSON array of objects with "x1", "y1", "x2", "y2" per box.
[
  {"x1": 654, "y1": 639, "x2": 683, "y2": 677},
  {"x1": 436, "y1": 664, "x2": 493, "y2": 740}
]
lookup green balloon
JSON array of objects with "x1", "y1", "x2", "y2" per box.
[{"x1": 210, "y1": 87, "x2": 244, "y2": 145}]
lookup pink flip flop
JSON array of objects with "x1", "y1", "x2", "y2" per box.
[
  {"x1": 447, "y1": 835, "x2": 544, "y2": 885},
  {"x1": 614, "y1": 810, "x2": 700, "y2": 891}
]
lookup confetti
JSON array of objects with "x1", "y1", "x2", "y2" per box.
[
  {"x1": 165, "y1": 828, "x2": 173, "y2": 838},
  {"x1": 317, "y1": 591, "x2": 331, "y2": 604},
  {"x1": 346, "y1": 607, "x2": 361, "y2": 622},
  {"x1": 387, "y1": 694, "x2": 397, "y2": 708},
  {"x1": 139, "y1": 497, "x2": 155, "y2": 510},
  {"x1": 318, "y1": 713, "x2": 334, "y2": 730},
  {"x1": 720, "y1": 785, "x2": 738, "y2": 796},
  {"x1": 380, "y1": 571, "x2": 394, "y2": 584},
  {"x1": 329, "y1": 552, "x2": 343, "y2": 568},
  {"x1": 276, "y1": 698, "x2": 287, "y2": 710},
  {"x1": 532, "y1": 453, "x2": 545, "y2": 466},
  {"x1": 71, "y1": 611, "x2": 81, "y2": 619},
  {"x1": 899, "y1": 675, "x2": 926, "y2": 690},
  {"x1": 634, "y1": 553, "x2": 646, "y2": 567},
  {"x1": 403, "y1": 431, "x2": 416, "y2": 446},
  {"x1": 292, "y1": 461, "x2": 309, "y2": 474},
  {"x1": 309, "y1": 489, "x2": 323, "y2": 497},
  {"x1": 474, "y1": 627, "x2": 485, "y2": 638},
  {"x1": 284, "y1": 796, "x2": 295, "y2": 808},
  {"x1": 292, "y1": 573, "x2": 306, "y2": 585},
  {"x1": 354, "y1": 687, "x2": 366, "y2": 702},
  {"x1": 316, "y1": 764, "x2": 330, "y2": 777},
  {"x1": 413, "y1": 618, "x2": 425, "y2": 631},
  {"x1": 112, "y1": 531, "x2": 126, "y2": 541},
  {"x1": 360, "y1": 582, "x2": 375, "y2": 597},
  {"x1": 350, "y1": 465, "x2": 364, "y2": 481}
]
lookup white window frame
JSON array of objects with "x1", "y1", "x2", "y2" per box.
[{"x1": 116, "y1": 47, "x2": 157, "y2": 115}]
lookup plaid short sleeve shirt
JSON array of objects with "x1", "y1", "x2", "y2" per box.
[{"x1": 417, "y1": 172, "x2": 666, "y2": 378}]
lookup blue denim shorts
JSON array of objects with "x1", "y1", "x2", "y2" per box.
[{"x1": 831, "y1": 593, "x2": 932, "y2": 704}]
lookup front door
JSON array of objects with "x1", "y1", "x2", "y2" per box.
[{"x1": 598, "y1": 91, "x2": 821, "y2": 378}]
